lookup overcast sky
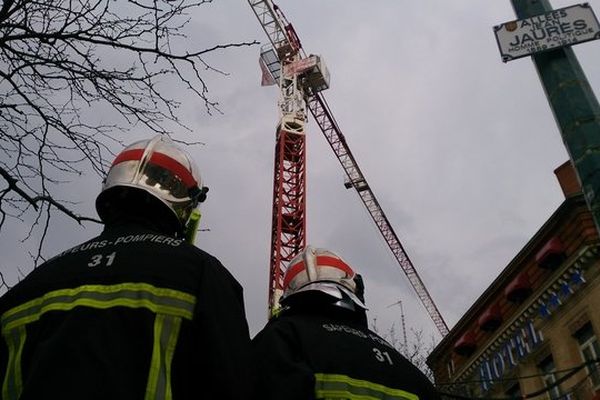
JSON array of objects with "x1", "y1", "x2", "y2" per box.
[{"x1": 3, "y1": 0, "x2": 600, "y2": 343}]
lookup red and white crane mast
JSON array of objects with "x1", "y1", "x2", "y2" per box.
[
  {"x1": 248, "y1": 0, "x2": 449, "y2": 337},
  {"x1": 248, "y1": 0, "x2": 330, "y2": 313}
]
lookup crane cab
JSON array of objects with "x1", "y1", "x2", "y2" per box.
[{"x1": 283, "y1": 55, "x2": 330, "y2": 94}]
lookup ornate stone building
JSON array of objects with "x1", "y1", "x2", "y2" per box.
[{"x1": 427, "y1": 162, "x2": 600, "y2": 399}]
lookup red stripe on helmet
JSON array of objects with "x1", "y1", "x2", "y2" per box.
[
  {"x1": 149, "y1": 152, "x2": 198, "y2": 188},
  {"x1": 317, "y1": 255, "x2": 355, "y2": 276},
  {"x1": 283, "y1": 261, "x2": 306, "y2": 290},
  {"x1": 112, "y1": 149, "x2": 144, "y2": 166},
  {"x1": 283, "y1": 255, "x2": 355, "y2": 290},
  {"x1": 112, "y1": 149, "x2": 198, "y2": 188}
]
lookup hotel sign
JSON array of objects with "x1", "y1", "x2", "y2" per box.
[
  {"x1": 478, "y1": 320, "x2": 542, "y2": 392},
  {"x1": 494, "y1": 3, "x2": 600, "y2": 62},
  {"x1": 476, "y1": 268, "x2": 586, "y2": 392}
]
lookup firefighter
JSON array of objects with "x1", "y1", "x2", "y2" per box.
[
  {"x1": 0, "y1": 135, "x2": 251, "y2": 399},
  {"x1": 252, "y1": 246, "x2": 441, "y2": 400}
]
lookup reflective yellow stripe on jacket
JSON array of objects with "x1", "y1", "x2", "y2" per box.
[
  {"x1": 314, "y1": 373, "x2": 420, "y2": 400},
  {"x1": 0, "y1": 283, "x2": 196, "y2": 400}
]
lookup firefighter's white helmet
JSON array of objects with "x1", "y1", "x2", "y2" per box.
[
  {"x1": 96, "y1": 135, "x2": 207, "y2": 230},
  {"x1": 280, "y1": 246, "x2": 366, "y2": 309}
]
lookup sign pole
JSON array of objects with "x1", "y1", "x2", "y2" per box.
[{"x1": 511, "y1": 0, "x2": 600, "y2": 234}]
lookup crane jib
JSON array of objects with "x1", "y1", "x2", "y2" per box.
[{"x1": 247, "y1": 0, "x2": 449, "y2": 337}]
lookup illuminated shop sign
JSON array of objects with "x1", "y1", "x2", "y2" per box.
[{"x1": 477, "y1": 269, "x2": 585, "y2": 392}]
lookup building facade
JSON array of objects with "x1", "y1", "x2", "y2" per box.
[{"x1": 427, "y1": 162, "x2": 600, "y2": 399}]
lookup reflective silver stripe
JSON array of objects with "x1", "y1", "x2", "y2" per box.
[
  {"x1": 0, "y1": 283, "x2": 195, "y2": 400},
  {"x1": 315, "y1": 373, "x2": 419, "y2": 400},
  {"x1": 146, "y1": 314, "x2": 182, "y2": 400},
  {"x1": 2, "y1": 325, "x2": 26, "y2": 400},
  {"x1": 1, "y1": 283, "x2": 196, "y2": 332}
]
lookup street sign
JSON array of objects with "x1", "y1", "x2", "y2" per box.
[{"x1": 494, "y1": 3, "x2": 600, "y2": 62}]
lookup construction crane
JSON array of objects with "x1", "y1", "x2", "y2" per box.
[
  {"x1": 248, "y1": 0, "x2": 450, "y2": 337},
  {"x1": 387, "y1": 300, "x2": 408, "y2": 355}
]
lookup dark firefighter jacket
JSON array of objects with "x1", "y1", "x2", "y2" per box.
[
  {"x1": 252, "y1": 306, "x2": 440, "y2": 400},
  {"x1": 0, "y1": 222, "x2": 251, "y2": 400}
]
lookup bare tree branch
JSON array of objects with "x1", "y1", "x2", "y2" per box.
[
  {"x1": 371, "y1": 318, "x2": 436, "y2": 381},
  {"x1": 0, "y1": 0, "x2": 258, "y2": 285}
]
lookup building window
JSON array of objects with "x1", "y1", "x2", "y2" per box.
[
  {"x1": 505, "y1": 382, "x2": 521, "y2": 397},
  {"x1": 539, "y1": 355, "x2": 562, "y2": 399},
  {"x1": 574, "y1": 322, "x2": 600, "y2": 390}
]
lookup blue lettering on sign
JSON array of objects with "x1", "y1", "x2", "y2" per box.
[
  {"x1": 479, "y1": 320, "x2": 543, "y2": 392},
  {"x1": 478, "y1": 269, "x2": 585, "y2": 392},
  {"x1": 491, "y1": 353, "x2": 505, "y2": 379},
  {"x1": 502, "y1": 341, "x2": 517, "y2": 368},
  {"x1": 513, "y1": 334, "x2": 529, "y2": 358},
  {"x1": 479, "y1": 362, "x2": 493, "y2": 392},
  {"x1": 538, "y1": 270, "x2": 585, "y2": 319},
  {"x1": 571, "y1": 270, "x2": 586, "y2": 285},
  {"x1": 549, "y1": 292, "x2": 562, "y2": 308},
  {"x1": 539, "y1": 302, "x2": 551, "y2": 319},
  {"x1": 560, "y1": 281, "x2": 573, "y2": 297}
]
